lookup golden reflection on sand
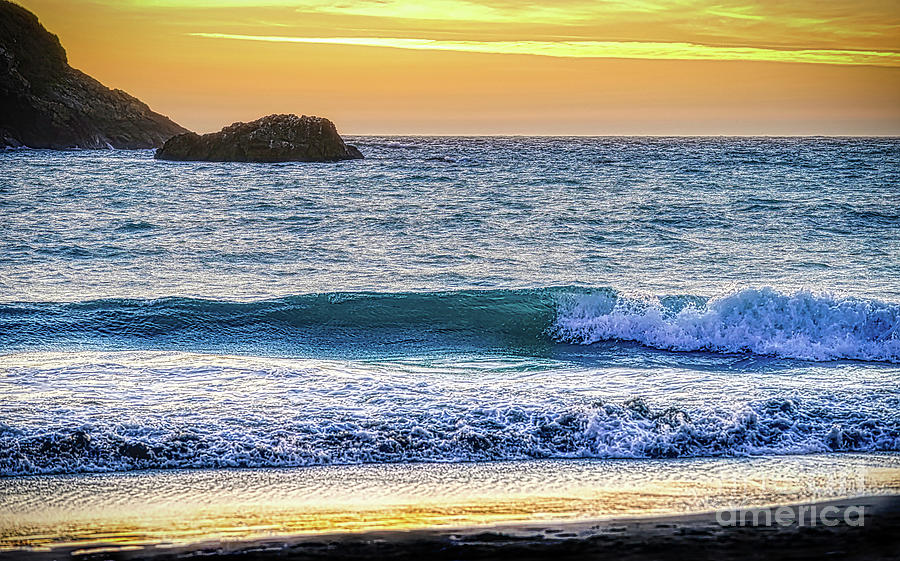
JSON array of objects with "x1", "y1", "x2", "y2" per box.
[{"x1": 3, "y1": 463, "x2": 899, "y2": 550}]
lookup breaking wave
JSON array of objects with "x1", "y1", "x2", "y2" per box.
[
  {"x1": 3, "y1": 397, "x2": 898, "y2": 476},
  {"x1": 2, "y1": 287, "x2": 898, "y2": 362},
  {"x1": 553, "y1": 287, "x2": 900, "y2": 362}
]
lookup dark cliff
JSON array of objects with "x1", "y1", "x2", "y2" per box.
[{"x1": 0, "y1": 0, "x2": 188, "y2": 149}]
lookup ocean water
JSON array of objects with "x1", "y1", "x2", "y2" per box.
[{"x1": 1, "y1": 137, "x2": 899, "y2": 477}]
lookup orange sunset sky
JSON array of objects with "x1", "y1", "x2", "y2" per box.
[{"x1": 15, "y1": 0, "x2": 900, "y2": 135}]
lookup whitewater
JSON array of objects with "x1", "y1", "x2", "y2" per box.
[{"x1": 1, "y1": 137, "x2": 898, "y2": 476}]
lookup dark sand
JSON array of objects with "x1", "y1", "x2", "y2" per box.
[{"x1": 4, "y1": 495, "x2": 898, "y2": 561}]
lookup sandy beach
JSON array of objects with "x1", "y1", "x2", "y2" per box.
[
  {"x1": 1, "y1": 495, "x2": 897, "y2": 561},
  {"x1": 2, "y1": 454, "x2": 899, "y2": 560}
]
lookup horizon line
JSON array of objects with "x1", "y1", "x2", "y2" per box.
[{"x1": 338, "y1": 133, "x2": 900, "y2": 138}]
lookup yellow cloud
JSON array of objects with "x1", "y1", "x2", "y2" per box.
[
  {"x1": 91, "y1": 1, "x2": 900, "y2": 53},
  {"x1": 95, "y1": 0, "x2": 664, "y2": 20},
  {"x1": 189, "y1": 33, "x2": 900, "y2": 67},
  {"x1": 289, "y1": 0, "x2": 663, "y2": 23}
]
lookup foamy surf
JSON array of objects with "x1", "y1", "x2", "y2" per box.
[
  {"x1": 553, "y1": 288, "x2": 900, "y2": 363},
  {"x1": 1, "y1": 350, "x2": 898, "y2": 476},
  {"x1": 3, "y1": 394, "x2": 899, "y2": 476}
]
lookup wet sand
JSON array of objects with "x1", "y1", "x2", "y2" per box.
[
  {"x1": 2, "y1": 455, "x2": 899, "y2": 560},
  {"x1": 3, "y1": 495, "x2": 898, "y2": 560}
]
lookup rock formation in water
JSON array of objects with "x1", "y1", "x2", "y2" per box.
[
  {"x1": 155, "y1": 114, "x2": 364, "y2": 162},
  {"x1": 0, "y1": 0, "x2": 188, "y2": 149}
]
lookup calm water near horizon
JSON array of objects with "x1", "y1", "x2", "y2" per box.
[{"x1": 1, "y1": 137, "x2": 898, "y2": 480}]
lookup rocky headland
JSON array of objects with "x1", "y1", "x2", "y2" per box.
[{"x1": 0, "y1": 0, "x2": 188, "y2": 149}]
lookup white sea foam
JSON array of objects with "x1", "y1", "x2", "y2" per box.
[
  {"x1": 553, "y1": 288, "x2": 900, "y2": 362},
  {"x1": 1, "y1": 350, "x2": 898, "y2": 476},
  {"x1": 2, "y1": 395, "x2": 898, "y2": 476}
]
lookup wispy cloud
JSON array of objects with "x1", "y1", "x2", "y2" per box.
[
  {"x1": 189, "y1": 33, "x2": 900, "y2": 67},
  {"x1": 94, "y1": 1, "x2": 900, "y2": 56},
  {"x1": 288, "y1": 0, "x2": 651, "y2": 24},
  {"x1": 96, "y1": 0, "x2": 670, "y2": 22}
]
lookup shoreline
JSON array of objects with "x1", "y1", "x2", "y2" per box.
[
  {"x1": 3, "y1": 454, "x2": 899, "y2": 557},
  {"x1": 4, "y1": 495, "x2": 898, "y2": 560}
]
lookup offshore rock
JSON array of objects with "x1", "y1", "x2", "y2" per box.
[
  {"x1": 155, "y1": 114, "x2": 364, "y2": 163},
  {"x1": 0, "y1": 0, "x2": 188, "y2": 149}
]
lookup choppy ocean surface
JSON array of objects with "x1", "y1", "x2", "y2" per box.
[{"x1": 1, "y1": 137, "x2": 898, "y2": 476}]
